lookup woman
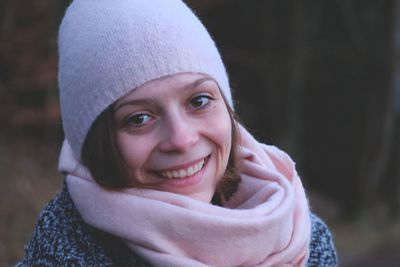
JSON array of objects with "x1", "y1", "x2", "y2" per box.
[{"x1": 17, "y1": 0, "x2": 337, "y2": 266}]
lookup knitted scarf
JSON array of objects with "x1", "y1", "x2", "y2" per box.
[{"x1": 60, "y1": 126, "x2": 311, "y2": 267}]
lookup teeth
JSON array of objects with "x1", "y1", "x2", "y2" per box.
[
  {"x1": 187, "y1": 167, "x2": 194, "y2": 176},
  {"x1": 159, "y1": 159, "x2": 205, "y2": 179}
]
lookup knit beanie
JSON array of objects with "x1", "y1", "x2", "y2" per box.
[{"x1": 58, "y1": 0, "x2": 232, "y2": 159}]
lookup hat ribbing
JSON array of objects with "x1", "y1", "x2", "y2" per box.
[{"x1": 58, "y1": 0, "x2": 232, "y2": 159}]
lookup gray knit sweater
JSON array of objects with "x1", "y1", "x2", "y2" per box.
[{"x1": 16, "y1": 183, "x2": 338, "y2": 266}]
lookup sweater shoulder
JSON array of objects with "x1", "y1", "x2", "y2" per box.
[
  {"x1": 15, "y1": 183, "x2": 114, "y2": 266},
  {"x1": 307, "y1": 213, "x2": 339, "y2": 267}
]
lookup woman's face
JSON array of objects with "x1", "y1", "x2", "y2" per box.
[{"x1": 113, "y1": 73, "x2": 232, "y2": 202}]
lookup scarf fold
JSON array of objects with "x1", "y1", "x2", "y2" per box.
[{"x1": 60, "y1": 125, "x2": 310, "y2": 267}]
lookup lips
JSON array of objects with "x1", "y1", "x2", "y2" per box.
[{"x1": 157, "y1": 158, "x2": 206, "y2": 179}]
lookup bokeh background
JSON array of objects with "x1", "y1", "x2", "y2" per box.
[{"x1": 1, "y1": 0, "x2": 400, "y2": 266}]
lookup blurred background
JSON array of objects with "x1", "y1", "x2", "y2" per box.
[{"x1": 1, "y1": 0, "x2": 400, "y2": 266}]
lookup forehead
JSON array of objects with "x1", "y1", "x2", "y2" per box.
[{"x1": 114, "y1": 73, "x2": 217, "y2": 105}]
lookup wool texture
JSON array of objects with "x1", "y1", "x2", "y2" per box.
[
  {"x1": 15, "y1": 182, "x2": 338, "y2": 267},
  {"x1": 60, "y1": 125, "x2": 311, "y2": 267},
  {"x1": 58, "y1": 0, "x2": 231, "y2": 159}
]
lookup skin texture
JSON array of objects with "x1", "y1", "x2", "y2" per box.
[{"x1": 113, "y1": 73, "x2": 232, "y2": 202}]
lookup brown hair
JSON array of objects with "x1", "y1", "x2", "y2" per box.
[{"x1": 81, "y1": 96, "x2": 241, "y2": 201}]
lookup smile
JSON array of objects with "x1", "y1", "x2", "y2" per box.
[{"x1": 157, "y1": 158, "x2": 206, "y2": 179}]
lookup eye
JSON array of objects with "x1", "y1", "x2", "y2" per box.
[
  {"x1": 189, "y1": 94, "x2": 214, "y2": 109},
  {"x1": 124, "y1": 113, "x2": 153, "y2": 127}
]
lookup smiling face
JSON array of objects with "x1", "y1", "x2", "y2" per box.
[{"x1": 113, "y1": 73, "x2": 232, "y2": 202}]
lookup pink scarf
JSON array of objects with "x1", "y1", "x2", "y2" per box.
[{"x1": 60, "y1": 126, "x2": 310, "y2": 267}]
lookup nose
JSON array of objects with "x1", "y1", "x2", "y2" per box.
[{"x1": 158, "y1": 114, "x2": 199, "y2": 153}]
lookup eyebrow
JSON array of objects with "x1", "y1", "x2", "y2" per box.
[
  {"x1": 113, "y1": 76, "x2": 215, "y2": 112},
  {"x1": 186, "y1": 77, "x2": 215, "y2": 91}
]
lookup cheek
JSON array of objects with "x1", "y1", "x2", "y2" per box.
[
  {"x1": 208, "y1": 108, "x2": 232, "y2": 163},
  {"x1": 115, "y1": 132, "x2": 153, "y2": 171}
]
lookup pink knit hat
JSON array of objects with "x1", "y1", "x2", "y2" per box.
[{"x1": 58, "y1": 0, "x2": 232, "y2": 159}]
